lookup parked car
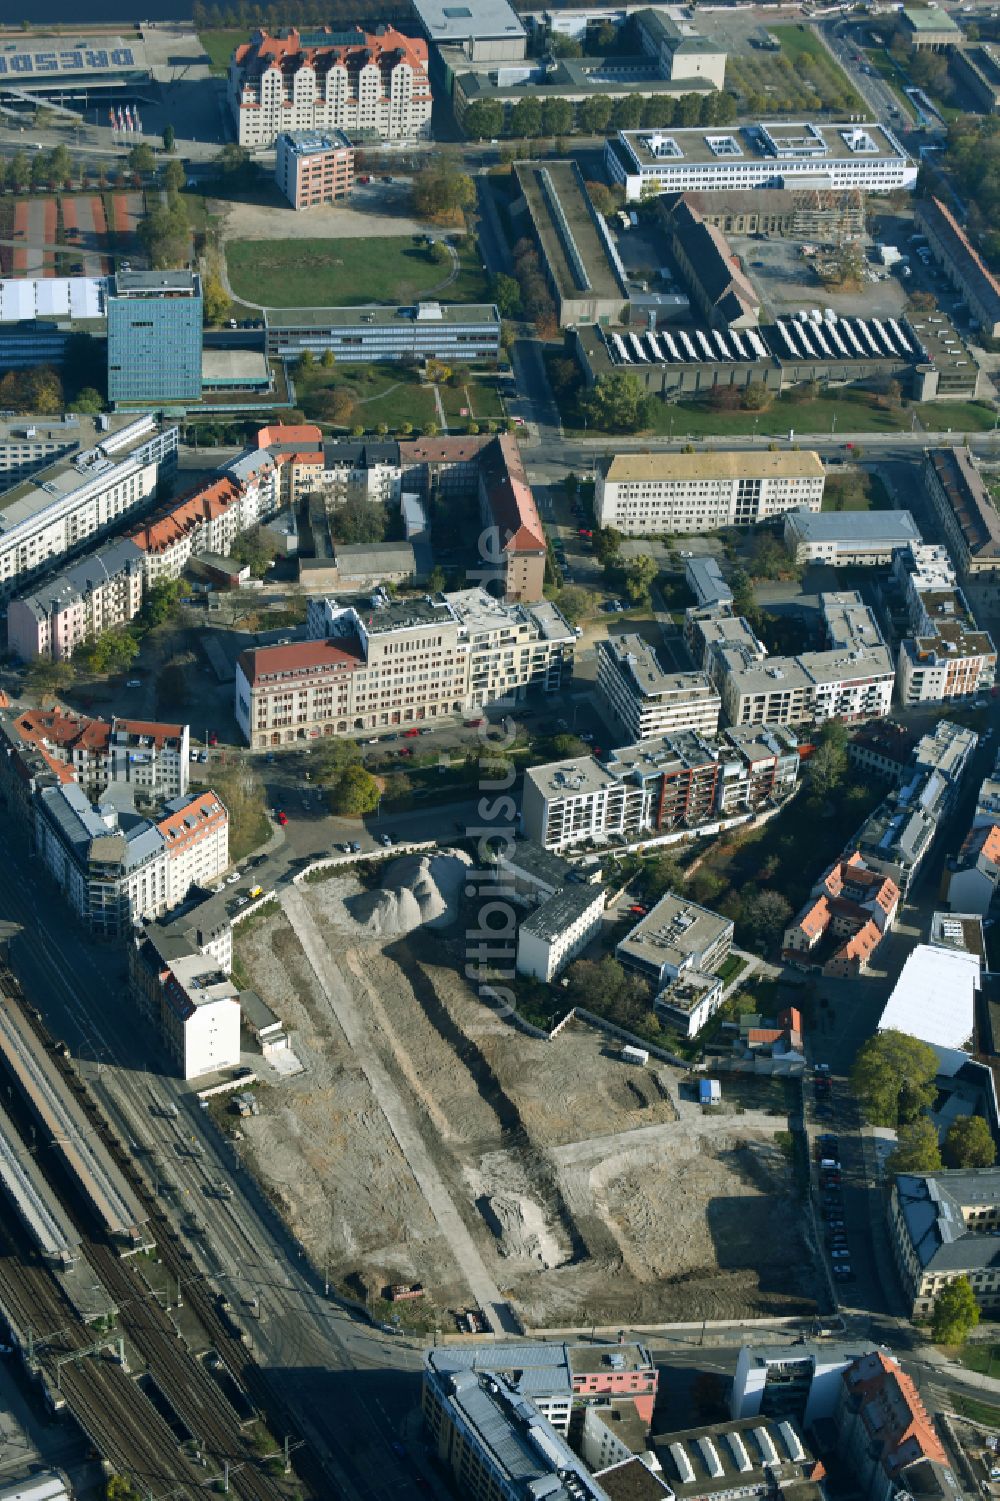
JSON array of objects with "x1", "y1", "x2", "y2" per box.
[
  {"x1": 403, "y1": 728, "x2": 420, "y2": 738},
  {"x1": 380, "y1": 834, "x2": 394, "y2": 847}
]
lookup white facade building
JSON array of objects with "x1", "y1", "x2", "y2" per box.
[
  {"x1": 597, "y1": 450, "x2": 825, "y2": 535},
  {"x1": 606, "y1": 120, "x2": 918, "y2": 202},
  {"x1": 228, "y1": 26, "x2": 432, "y2": 149},
  {"x1": 596, "y1": 635, "x2": 721, "y2": 742},
  {"x1": 516, "y1": 883, "x2": 606, "y2": 982},
  {"x1": 731, "y1": 1343, "x2": 867, "y2": 1426},
  {"x1": 783, "y1": 508, "x2": 922, "y2": 566},
  {"x1": 0, "y1": 415, "x2": 177, "y2": 599},
  {"x1": 521, "y1": 755, "x2": 649, "y2": 852},
  {"x1": 159, "y1": 950, "x2": 242, "y2": 1080},
  {"x1": 158, "y1": 791, "x2": 230, "y2": 908}
]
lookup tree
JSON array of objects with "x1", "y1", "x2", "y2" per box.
[
  {"x1": 944, "y1": 1116, "x2": 997, "y2": 1169},
  {"x1": 68, "y1": 386, "x2": 104, "y2": 415},
  {"x1": 296, "y1": 349, "x2": 315, "y2": 374},
  {"x1": 806, "y1": 740, "x2": 847, "y2": 799},
  {"x1": 463, "y1": 100, "x2": 504, "y2": 140},
  {"x1": 319, "y1": 388, "x2": 356, "y2": 427},
  {"x1": 584, "y1": 179, "x2": 619, "y2": 216},
  {"x1": 156, "y1": 661, "x2": 189, "y2": 705},
  {"x1": 384, "y1": 770, "x2": 413, "y2": 808},
  {"x1": 551, "y1": 584, "x2": 588, "y2": 624},
  {"x1": 645, "y1": 854, "x2": 686, "y2": 902},
  {"x1": 128, "y1": 142, "x2": 156, "y2": 176},
  {"x1": 140, "y1": 577, "x2": 184, "y2": 629},
  {"x1": 163, "y1": 157, "x2": 186, "y2": 194},
  {"x1": 328, "y1": 763, "x2": 380, "y2": 816},
  {"x1": 932, "y1": 1276, "x2": 980, "y2": 1345},
  {"x1": 163, "y1": 123, "x2": 176, "y2": 153},
  {"x1": 313, "y1": 736, "x2": 361, "y2": 786},
  {"x1": 429, "y1": 238, "x2": 450, "y2": 266},
  {"x1": 565, "y1": 956, "x2": 647, "y2": 1028},
  {"x1": 580, "y1": 372, "x2": 653, "y2": 435},
  {"x1": 850, "y1": 1030, "x2": 939, "y2": 1128},
  {"x1": 9, "y1": 151, "x2": 30, "y2": 193},
  {"x1": 887, "y1": 1117, "x2": 942, "y2": 1175},
  {"x1": 76, "y1": 626, "x2": 140, "y2": 677},
  {"x1": 741, "y1": 889, "x2": 792, "y2": 950},
  {"x1": 411, "y1": 165, "x2": 475, "y2": 223},
  {"x1": 330, "y1": 495, "x2": 387, "y2": 546},
  {"x1": 624, "y1": 554, "x2": 657, "y2": 606},
  {"x1": 321, "y1": 349, "x2": 335, "y2": 369},
  {"x1": 231, "y1": 525, "x2": 279, "y2": 578},
  {"x1": 509, "y1": 97, "x2": 543, "y2": 139},
  {"x1": 202, "y1": 273, "x2": 231, "y2": 327},
  {"x1": 25, "y1": 657, "x2": 75, "y2": 698},
  {"x1": 577, "y1": 95, "x2": 612, "y2": 134},
  {"x1": 743, "y1": 381, "x2": 773, "y2": 412},
  {"x1": 138, "y1": 194, "x2": 190, "y2": 268},
  {"x1": 492, "y1": 273, "x2": 522, "y2": 319},
  {"x1": 542, "y1": 98, "x2": 574, "y2": 137}
]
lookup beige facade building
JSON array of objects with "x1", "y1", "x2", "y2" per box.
[
  {"x1": 924, "y1": 447, "x2": 1000, "y2": 588},
  {"x1": 597, "y1": 451, "x2": 824, "y2": 535},
  {"x1": 236, "y1": 588, "x2": 574, "y2": 747},
  {"x1": 228, "y1": 26, "x2": 432, "y2": 148},
  {"x1": 890, "y1": 1168, "x2": 1000, "y2": 1317}
]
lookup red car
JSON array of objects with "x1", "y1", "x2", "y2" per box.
[
  {"x1": 465, "y1": 718, "x2": 484, "y2": 728},
  {"x1": 629, "y1": 904, "x2": 647, "y2": 915},
  {"x1": 208, "y1": 731, "x2": 219, "y2": 746},
  {"x1": 403, "y1": 728, "x2": 420, "y2": 738},
  {"x1": 277, "y1": 810, "x2": 288, "y2": 826}
]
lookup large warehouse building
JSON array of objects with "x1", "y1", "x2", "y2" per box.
[{"x1": 606, "y1": 120, "x2": 917, "y2": 202}]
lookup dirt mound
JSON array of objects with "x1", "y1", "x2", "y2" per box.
[{"x1": 347, "y1": 851, "x2": 470, "y2": 938}]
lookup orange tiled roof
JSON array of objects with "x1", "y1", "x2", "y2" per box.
[
  {"x1": 255, "y1": 423, "x2": 322, "y2": 450},
  {"x1": 157, "y1": 790, "x2": 226, "y2": 842},
  {"x1": 238, "y1": 635, "x2": 364, "y2": 686},
  {"x1": 795, "y1": 896, "x2": 830, "y2": 940},
  {"x1": 843, "y1": 1352, "x2": 945, "y2": 1475},
  {"x1": 234, "y1": 26, "x2": 429, "y2": 77},
  {"x1": 129, "y1": 475, "x2": 243, "y2": 555}
]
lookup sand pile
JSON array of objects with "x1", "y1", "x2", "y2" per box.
[{"x1": 347, "y1": 851, "x2": 471, "y2": 938}]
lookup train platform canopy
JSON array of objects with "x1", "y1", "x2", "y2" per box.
[
  {"x1": 0, "y1": 277, "x2": 106, "y2": 324},
  {"x1": 0, "y1": 35, "x2": 149, "y2": 88}
]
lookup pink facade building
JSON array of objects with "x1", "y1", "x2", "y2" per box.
[
  {"x1": 7, "y1": 538, "x2": 144, "y2": 662},
  {"x1": 275, "y1": 129, "x2": 354, "y2": 209}
]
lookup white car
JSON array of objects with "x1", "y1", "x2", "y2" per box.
[{"x1": 226, "y1": 872, "x2": 241, "y2": 885}]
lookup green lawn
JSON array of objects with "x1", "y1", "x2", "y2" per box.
[
  {"x1": 294, "y1": 362, "x2": 439, "y2": 430},
  {"x1": 948, "y1": 1390, "x2": 1000, "y2": 1428},
  {"x1": 197, "y1": 28, "x2": 244, "y2": 74},
  {"x1": 439, "y1": 376, "x2": 505, "y2": 424},
  {"x1": 767, "y1": 25, "x2": 867, "y2": 113},
  {"x1": 630, "y1": 393, "x2": 998, "y2": 441},
  {"x1": 956, "y1": 1340, "x2": 1000, "y2": 1378},
  {"x1": 226, "y1": 235, "x2": 490, "y2": 309}
]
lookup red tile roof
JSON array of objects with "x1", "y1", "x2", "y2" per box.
[
  {"x1": 842, "y1": 1352, "x2": 945, "y2": 1476},
  {"x1": 234, "y1": 26, "x2": 429, "y2": 79},
  {"x1": 238, "y1": 636, "x2": 363, "y2": 685},
  {"x1": 399, "y1": 436, "x2": 491, "y2": 464},
  {"x1": 130, "y1": 475, "x2": 245, "y2": 555},
  {"x1": 255, "y1": 423, "x2": 322, "y2": 450}
]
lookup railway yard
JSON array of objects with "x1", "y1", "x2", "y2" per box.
[{"x1": 0, "y1": 958, "x2": 310, "y2": 1501}]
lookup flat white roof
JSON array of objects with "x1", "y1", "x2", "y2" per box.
[
  {"x1": 411, "y1": 0, "x2": 526, "y2": 42},
  {"x1": 0, "y1": 276, "x2": 105, "y2": 323},
  {"x1": 877, "y1": 943, "x2": 979, "y2": 1052}
]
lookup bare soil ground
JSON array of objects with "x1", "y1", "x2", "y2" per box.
[{"x1": 234, "y1": 869, "x2": 821, "y2": 1328}]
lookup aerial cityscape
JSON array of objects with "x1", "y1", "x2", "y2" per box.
[{"x1": 7, "y1": 1, "x2": 1000, "y2": 1500}]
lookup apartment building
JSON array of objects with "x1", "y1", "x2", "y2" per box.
[
  {"x1": 617, "y1": 889, "x2": 733, "y2": 990},
  {"x1": 7, "y1": 537, "x2": 145, "y2": 661},
  {"x1": 319, "y1": 438, "x2": 401, "y2": 504},
  {"x1": 916, "y1": 197, "x2": 1000, "y2": 339},
  {"x1": 890, "y1": 1169, "x2": 1000, "y2": 1317},
  {"x1": 0, "y1": 413, "x2": 116, "y2": 491},
  {"x1": 229, "y1": 26, "x2": 432, "y2": 148},
  {"x1": 158, "y1": 791, "x2": 230, "y2": 907},
  {"x1": 719, "y1": 591, "x2": 894, "y2": 729},
  {"x1": 596, "y1": 450, "x2": 824, "y2": 536},
  {"x1": 606, "y1": 120, "x2": 917, "y2": 203},
  {"x1": 597, "y1": 635, "x2": 721, "y2": 742},
  {"x1": 836, "y1": 1352, "x2": 947, "y2": 1501},
  {"x1": 654, "y1": 969, "x2": 724, "y2": 1037},
  {"x1": 686, "y1": 608, "x2": 766, "y2": 677},
  {"x1": 130, "y1": 924, "x2": 241, "y2": 1080},
  {"x1": 237, "y1": 588, "x2": 574, "y2": 746},
  {"x1": 5, "y1": 705, "x2": 189, "y2": 804},
  {"x1": 852, "y1": 737, "x2": 971, "y2": 897},
  {"x1": 128, "y1": 448, "x2": 280, "y2": 584},
  {"x1": 782, "y1": 508, "x2": 921, "y2": 566},
  {"x1": 0, "y1": 414, "x2": 177, "y2": 599},
  {"x1": 924, "y1": 447, "x2": 1000, "y2": 587},
  {"x1": 783, "y1": 853, "x2": 899, "y2": 979},
  {"x1": 521, "y1": 756, "x2": 648, "y2": 852},
  {"x1": 32, "y1": 779, "x2": 228, "y2": 940},
  {"x1": 477, "y1": 432, "x2": 547, "y2": 604},
  {"x1": 894, "y1": 536, "x2": 996, "y2": 703},
  {"x1": 731, "y1": 1342, "x2": 868, "y2": 1427},
  {"x1": 516, "y1": 883, "x2": 606, "y2": 982},
  {"x1": 275, "y1": 128, "x2": 354, "y2": 209},
  {"x1": 848, "y1": 722, "x2": 920, "y2": 785}
]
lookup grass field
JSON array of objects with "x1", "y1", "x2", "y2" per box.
[
  {"x1": 634, "y1": 393, "x2": 998, "y2": 440},
  {"x1": 949, "y1": 1390, "x2": 1000, "y2": 1428},
  {"x1": 438, "y1": 376, "x2": 505, "y2": 424},
  {"x1": 197, "y1": 29, "x2": 244, "y2": 73},
  {"x1": 294, "y1": 363, "x2": 439, "y2": 430},
  {"x1": 226, "y1": 235, "x2": 490, "y2": 309}
]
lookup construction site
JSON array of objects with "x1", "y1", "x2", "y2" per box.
[{"x1": 234, "y1": 858, "x2": 823, "y2": 1330}]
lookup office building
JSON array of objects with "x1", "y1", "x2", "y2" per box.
[
  {"x1": 522, "y1": 756, "x2": 648, "y2": 852},
  {"x1": 597, "y1": 635, "x2": 721, "y2": 742},
  {"x1": 516, "y1": 882, "x2": 606, "y2": 981},
  {"x1": 650, "y1": 1415, "x2": 824, "y2": 1501},
  {"x1": 951, "y1": 43, "x2": 1000, "y2": 114},
  {"x1": 4, "y1": 705, "x2": 189, "y2": 805},
  {"x1": 597, "y1": 451, "x2": 824, "y2": 535},
  {"x1": 634, "y1": 8, "x2": 727, "y2": 89},
  {"x1": 513, "y1": 160, "x2": 629, "y2": 329},
  {"x1": 0, "y1": 414, "x2": 177, "y2": 600},
  {"x1": 916, "y1": 197, "x2": 1000, "y2": 339},
  {"x1": 8, "y1": 538, "x2": 145, "y2": 662},
  {"x1": 228, "y1": 26, "x2": 432, "y2": 148},
  {"x1": 898, "y1": 5, "x2": 961, "y2": 48},
  {"x1": 924, "y1": 447, "x2": 1000, "y2": 587},
  {"x1": 890, "y1": 1169, "x2": 1000, "y2": 1318},
  {"x1": 107, "y1": 271, "x2": 203, "y2": 407},
  {"x1": 836, "y1": 1352, "x2": 947, "y2": 1501},
  {"x1": 731, "y1": 1342, "x2": 867, "y2": 1427},
  {"x1": 718, "y1": 591, "x2": 894, "y2": 729},
  {"x1": 130, "y1": 924, "x2": 241, "y2": 1080},
  {"x1": 275, "y1": 129, "x2": 354, "y2": 209},
  {"x1": 237, "y1": 588, "x2": 574, "y2": 747},
  {"x1": 264, "y1": 300, "x2": 500, "y2": 364},
  {"x1": 411, "y1": 0, "x2": 526, "y2": 62},
  {"x1": 783, "y1": 508, "x2": 921, "y2": 567},
  {"x1": 606, "y1": 120, "x2": 917, "y2": 203},
  {"x1": 617, "y1": 890, "x2": 733, "y2": 990}
]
